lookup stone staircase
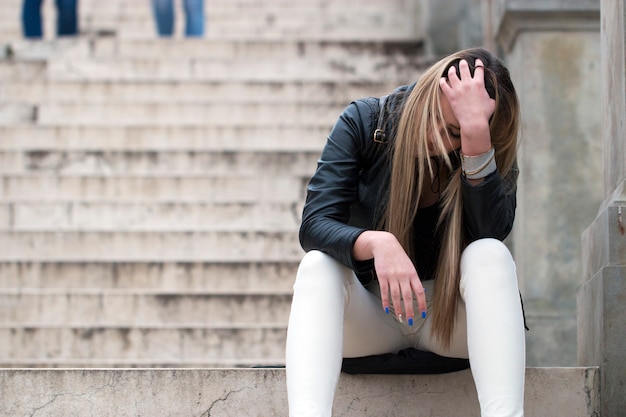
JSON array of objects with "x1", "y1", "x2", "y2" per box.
[
  {"x1": 0, "y1": 0, "x2": 600, "y2": 415},
  {"x1": 0, "y1": 0, "x2": 426, "y2": 370}
]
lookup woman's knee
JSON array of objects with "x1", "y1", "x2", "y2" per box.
[
  {"x1": 460, "y1": 238, "x2": 517, "y2": 293},
  {"x1": 461, "y1": 238, "x2": 513, "y2": 269},
  {"x1": 293, "y1": 250, "x2": 350, "y2": 295}
]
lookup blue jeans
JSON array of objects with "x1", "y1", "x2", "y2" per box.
[
  {"x1": 152, "y1": 0, "x2": 204, "y2": 37},
  {"x1": 22, "y1": 0, "x2": 78, "y2": 38}
]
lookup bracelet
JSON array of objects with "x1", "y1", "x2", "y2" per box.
[{"x1": 461, "y1": 148, "x2": 497, "y2": 179}]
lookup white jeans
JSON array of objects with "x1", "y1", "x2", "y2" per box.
[{"x1": 285, "y1": 238, "x2": 525, "y2": 417}]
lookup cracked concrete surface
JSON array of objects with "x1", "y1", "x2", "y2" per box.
[
  {"x1": 198, "y1": 387, "x2": 246, "y2": 417},
  {"x1": 0, "y1": 369, "x2": 282, "y2": 417},
  {"x1": 0, "y1": 367, "x2": 599, "y2": 417}
]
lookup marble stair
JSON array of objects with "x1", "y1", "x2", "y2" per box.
[{"x1": 0, "y1": 0, "x2": 423, "y2": 369}]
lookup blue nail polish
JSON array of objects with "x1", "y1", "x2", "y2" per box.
[
  {"x1": 385, "y1": 306, "x2": 390, "y2": 314},
  {"x1": 422, "y1": 311, "x2": 427, "y2": 319},
  {"x1": 408, "y1": 318, "x2": 413, "y2": 326}
]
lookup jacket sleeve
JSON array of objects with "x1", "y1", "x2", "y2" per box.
[
  {"x1": 461, "y1": 163, "x2": 518, "y2": 241},
  {"x1": 299, "y1": 101, "x2": 373, "y2": 270}
]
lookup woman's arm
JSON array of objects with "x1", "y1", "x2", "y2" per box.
[
  {"x1": 440, "y1": 58, "x2": 517, "y2": 240},
  {"x1": 299, "y1": 101, "x2": 371, "y2": 269}
]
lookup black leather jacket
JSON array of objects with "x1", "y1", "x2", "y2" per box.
[{"x1": 299, "y1": 84, "x2": 518, "y2": 284}]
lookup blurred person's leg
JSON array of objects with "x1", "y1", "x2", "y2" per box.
[
  {"x1": 56, "y1": 0, "x2": 78, "y2": 36},
  {"x1": 184, "y1": 0, "x2": 204, "y2": 37},
  {"x1": 152, "y1": 0, "x2": 175, "y2": 37},
  {"x1": 22, "y1": 0, "x2": 44, "y2": 38}
]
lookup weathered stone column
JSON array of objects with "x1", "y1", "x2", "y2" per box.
[
  {"x1": 578, "y1": 0, "x2": 626, "y2": 415},
  {"x1": 488, "y1": 0, "x2": 602, "y2": 366},
  {"x1": 422, "y1": 0, "x2": 484, "y2": 57}
]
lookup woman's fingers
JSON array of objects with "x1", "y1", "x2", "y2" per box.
[
  {"x1": 401, "y1": 283, "x2": 415, "y2": 325},
  {"x1": 378, "y1": 274, "x2": 427, "y2": 326},
  {"x1": 474, "y1": 58, "x2": 485, "y2": 74},
  {"x1": 389, "y1": 280, "x2": 405, "y2": 323},
  {"x1": 411, "y1": 280, "x2": 427, "y2": 319},
  {"x1": 443, "y1": 58, "x2": 485, "y2": 89},
  {"x1": 440, "y1": 58, "x2": 495, "y2": 131},
  {"x1": 447, "y1": 65, "x2": 460, "y2": 86},
  {"x1": 369, "y1": 233, "x2": 426, "y2": 326},
  {"x1": 458, "y1": 58, "x2": 472, "y2": 80}
]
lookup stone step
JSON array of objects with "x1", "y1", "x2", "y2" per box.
[
  {"x1": 1, "y1": 80, "x2": 392, "y2": 104},
  {"x1": 0, "y1": 231, "x2": 303, "y2": 261},
  {"x1": 11, "y1": 102, "x2": 345, "y2": 127},
  {"x1": 1, "y1": 101, "x2": 344, "y2": 126},
  {"x1": 0, "y1": 202, "x2": 302, "y2": 232},
  {"x1": 0, "y1": 0, "x2": 415, "y2": 10},
  {"x1": 1, "y1": 37, "x2": 79, "y2": 62},
  {"x1": 0, "y1": 126, "x2": 328, "y2": 151},
  {"x1": 0, "y1": 60, "x2": 47, "y2": 80},
  {"x1": 0, "y1": 80, "x2": 397, "y2": 104},
  {"x1": 0, "y1": 367, "x2": 600, "y2": 416},
  {"x1": 0, "y1": 291, "x2": 291, "y2": 325},
  {"x1": 0, "y1": 358, "x2": 282, "y2": 368},
  {"x1": 2, "y1": 9, "x2": 419, "y2": 42},
  {"x1": 0, "y1": 0, "x2": 416, "y2": 10},
  {"x1": 0, "y1": 261, "x2": 298, "y2": 292},
  {"x1": 0, "y1": 150, "x2": 319, "y2": 175},
  {"x1": 0, "y1": 0, "x2": 422, "y2": 41},
  {"x1": 0, "y1": 325, "x2": 286, "y2": 365},
  {"x1": 115, "y1": 12, "x2": 418, "y2": 42},
  {"x1": 83, "y1": 38, "x2": 423, "y2": 61},
  {"x1": 0, "y1": 102, "x2": 34, "y2": 124},
  {"x1": 3, "y1": 38, "x2": 426, "y2": 84},
  {"x1": 46, "y1": 43, "x2": 424, "y2": 83},
  {"x1": 0, "y1": 175, "x2": 305, "y2": 202}
]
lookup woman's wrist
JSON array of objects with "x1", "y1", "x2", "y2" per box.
[
  {"x1": 353, "y1": 230, "x2": 394, "y2": 261},
  {"x1": 460, "y1": 120, "x2": 491, "y2": 155},
  {"x1": 461, "y1": 148, "x2": 497, "y2": 179}
]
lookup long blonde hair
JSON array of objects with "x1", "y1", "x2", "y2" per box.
[{"x1": 384, "y1": 48, "x2": 520, "y2": 347}]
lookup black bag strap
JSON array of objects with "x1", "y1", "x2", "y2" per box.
[{"x1": 373, "y1": 94, "x2": 388, "y2": 143}]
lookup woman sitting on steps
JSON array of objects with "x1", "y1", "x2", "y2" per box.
[{"x1": 286, "y1": 47, "x2": 526, "y2": 417}]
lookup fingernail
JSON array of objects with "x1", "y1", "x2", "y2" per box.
[
  {"x1": 408, "y1": 317, "x2": 413, "y2": 326},
  {"x1": 422, "y1": 311, "x2": 427, "y2": 319},
  {"x1": 385, "y1": 306, "x2": 390, "y2": 314},
  {"x1": 398, "y1": 314, "x2": 404, "y2": 324}
]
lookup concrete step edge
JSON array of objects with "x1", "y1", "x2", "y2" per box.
[
  {"x1": 0, "y1": 232, "x2": 304, "y2": 261},
  {"x1": 0, "y1": 260, "x2": 299, "y2": 291},
  {"x1": 0, "y1": 201, "x2": 304, "y2": 232},
  {"x1": 0, "y1": 150, "x2": 319, "y2": 176},
  {"x1": 0, "y1": 126, "x2": 329, "y2": 151},
  {"x1": 0, "y1": 367, "x2": 600, "y2": 417},
  {"x1": 0, "y1": 176, "x2": 306, "y2": 203},
  {"x1": 0, "y1": 323, "x2": 288, "y2": 329},
  {"x1": 0, "y1": 359, "x2": 285, "y2": 368},
  {"x1": 0, "y1": 288, "x2": 293, "y2": 296},
  {"x1": 5, "y1": 34, "x2": 427, "y2": 57},
  {"x1": 2, "y1": 79, "x2": 392, "y2": 98}
]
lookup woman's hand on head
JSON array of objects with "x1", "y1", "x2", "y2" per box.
[
  {"x1": 353, "y1": 231, "x2": 427, "y2": 325},
  {"x1": 439, "y1": 58, "x2": 495, "y2": 155}
]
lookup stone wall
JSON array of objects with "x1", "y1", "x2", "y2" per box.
[
  {"x1": 579, "y1": 0, "x2": 626, "y2": 415},
  {"x1": 422, "y1": 0, "x2": 484, "y2": 56},
  {"x1": 485, "y1": 0, "x2": 602, "y2": 366},
  {"x1": 424, "y1": 0, "x2": 604, "y2": 366}
]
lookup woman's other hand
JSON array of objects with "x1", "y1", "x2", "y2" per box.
[
  {"x1": 353, "y1": 231, "x2": 427, "y2": 325},
  {"x1": 439, "y1": 58, "x2": 495, "y2": 156}
]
